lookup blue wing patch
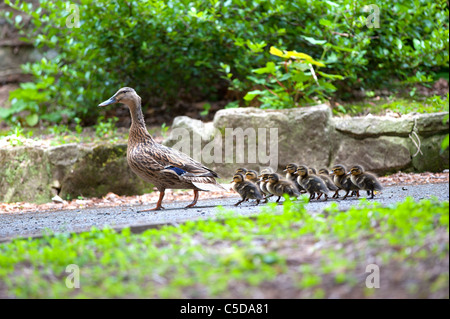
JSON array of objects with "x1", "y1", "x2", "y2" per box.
[{"x1": 164, "y1": 165, "x2": 187, "y2": 176}]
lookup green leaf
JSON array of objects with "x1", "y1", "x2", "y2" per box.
[
  {"x1": 319, "y1": 19, "x2": 332, "y2": 27},
  {"x1": 441, "y1": 134, "x2": 449, "y2": 152},
  {"x1": 25, "y1": 113, "x2": 39, "y2": 126},
  {"x1": 317, "y1": 71, "x2": 344, "y2": 80},
  {"x1": 252, "y1": 62, "x2": 276, "y2": 75},
  {"x1": 302, "y1": 36, "x2": 327, "y2": 45},
  {"x1": 243, "y1": 90, "x2": 263, "y2": 101}
]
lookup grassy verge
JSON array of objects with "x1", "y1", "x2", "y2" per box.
[
  {"x1": 0, "y1": 196, "x2": 448, "y2": 299},
  {"x1": 334, "y1": 93, "x2": 449, "y2": 116}
]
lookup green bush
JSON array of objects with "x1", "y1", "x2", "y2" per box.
[{"x1": 1, "y1": 0, "x2": 448, "y2": 125}]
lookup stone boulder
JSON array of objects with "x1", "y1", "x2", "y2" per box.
[
  {"x1": 165, "y1": 108, "x2": 449, "y2": 178},
  {"x1": 0, "y1": 143, "x2": 151, "y2": 204}
]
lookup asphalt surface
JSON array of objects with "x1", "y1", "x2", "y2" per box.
[{"x1": 0, "y1": 183, "x2": 448, "y2": 242}]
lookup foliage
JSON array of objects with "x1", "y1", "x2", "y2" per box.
[
  {"x1": 0, "y1": 197, "x2": 448, "y2": 298},
  {"x1": 242, "y1": 46, "x2": 343, "y2": 108},
  {"x1": 0, "y1": 0, "x2": 448, "y2": 126},
  {"x1": 334, "y1": 93, "x2": 449, "y2": 116}
]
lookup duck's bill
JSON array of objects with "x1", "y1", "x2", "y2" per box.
[{"x1": 98, "y1": 96, "x2": 116, "y2": 107}]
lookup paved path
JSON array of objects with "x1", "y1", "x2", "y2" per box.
[{"x1": 0, "y1": 183, "x2": 448, "y2": 242}]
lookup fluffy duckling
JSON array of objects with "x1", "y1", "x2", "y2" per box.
[
  {"x1": 245, "y1": 170, "x2": 259, "y2": 184},
  {"x1": 235, "y1": 167, "x2": 248, "y2": 175},
  {"x1": 284, "y1": 163, "x2": 305, "y2": 193},
  {"x1": 331, "y1": 164, "x2": 360, "y2": 200},
  {"x1": 317, "y1": 168, "x2": 339, "y2": 195},
  {"x1": 349, "y1": 165, "x2": 383, "y2": 199},
  {"x1": 296, "y1": 165, "x2": 330, "y2": 201},
  {"x1": 231, "y1": 173, "x2": 263, "y2": 206},
  {"x1": 258, "y1": 173, "x2": 273, "y2": 203},
  {"x1": 267, "y1": 173, "x2": 300, "y2": 203}
]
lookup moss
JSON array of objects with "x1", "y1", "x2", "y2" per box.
[{"x1": 0, "y1": 147, "x2": 52, "y2": 203}]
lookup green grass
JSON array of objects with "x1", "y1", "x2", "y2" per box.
[
  {"x1": 335, "y1": 94, "x2": 449, "y2": 116},
  {"x1": 0, "y1": 197, "x2": 448, "y2": 298}
]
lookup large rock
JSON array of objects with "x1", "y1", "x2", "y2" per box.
[
  {"x1": 331, "y1": 135, "x2": 412, "y2": 174},
  {"x1": 165, "y1": 108, "x2": 449, "y2": 178},
  {"x1": 0, "y1": 146, "x2": 52, "y2": 203},
  {"x1": 332, "y1": 116, "x2": 414, "y2": 137},
  {"x1": 0, "y1": 143, "x2": 151, "y2": 203},
  {"x1": 59, "y1": 144, "x2": 151, "y2": 199},
  {"x1": 411, "y1": 134, "x2": 449, "y2": 172}
]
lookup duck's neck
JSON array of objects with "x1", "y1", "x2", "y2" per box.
[{"x1": 126, "y1": 96, "x2": 155, "y2": 143}]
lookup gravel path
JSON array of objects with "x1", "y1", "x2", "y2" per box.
[{"x1": 0, "y1": 183, "x2": 448, "y2": 242}]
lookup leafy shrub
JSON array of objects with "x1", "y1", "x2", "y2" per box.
[
  {"x1": 1, "y1": 0, "x2": 448, "y2": 126},
  {"x1": 242, "y1": 46, "x2": 343, "y2": 108}
]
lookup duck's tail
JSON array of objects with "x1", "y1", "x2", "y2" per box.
[{"x1": 192, "y1": 177, "x2": 226, "y2": 192}]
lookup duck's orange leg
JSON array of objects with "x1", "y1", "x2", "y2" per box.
[
  {"x1": 139, "y1": 190, "x2": 165, "y2": 212},
  {"x1": 185, "y1": 189, "x2": 199, "y2": 208}
]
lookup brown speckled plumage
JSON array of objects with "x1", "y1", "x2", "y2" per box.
[{"x1": 99, "y1": 87, "x2": 224, "y2": 210}]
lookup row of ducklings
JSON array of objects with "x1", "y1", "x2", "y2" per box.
[{"x1": 230, "y1": 164, "x2": 383, "y2": 206}]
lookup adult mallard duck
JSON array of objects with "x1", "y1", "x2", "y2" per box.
[{"x1": 98, "y1": 87, "x2": 224, "y2": 211}]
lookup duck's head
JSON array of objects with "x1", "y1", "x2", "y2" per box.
[
  {"x1": 235, "y1": 167, "x2": 248, "y2": 175},
  {"x1": 283, "y1": 163, "x2": 298, "y2": 174},
  {"x1": 98, "y1": 87, "x2": 141, "y2": 108},
  {"x1": 231, "y1": 173, "x2": 245, "y2": 183},
  {"x1": 245, "y1": 170, "x2": 258, "y2": 181},
  {"x1": 331, "y1": 164, "x2": 347, "y2": 176},
  {"x1": 258, "y1": 173, "x2": 269, "y2": 182},
  {"x1": 259, "y1": 167, "x2": 273, "y2": 175},
  {"x1": 308, "y1": 167, "x2": 317, "y2": 175},
  {"x1": 350, "y1": 165, "x2": 364, "y2": 176},
  {"x1": 296, "y1": 165, "x2": 308, "y2": 177},
  {"x1": 268, "y1": 173, "x2": 280, "y2": 184},
  {"x1": 318, "y1": 168, "x2": 330, "y2": 175}
]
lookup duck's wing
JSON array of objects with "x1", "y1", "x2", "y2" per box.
[{"x1": 149, "y1": 143, "x2": 220, "y2": 178}]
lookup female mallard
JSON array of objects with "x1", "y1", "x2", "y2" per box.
[{"x1": 99, "y1": 87, "x2": 224, "y2": 211}]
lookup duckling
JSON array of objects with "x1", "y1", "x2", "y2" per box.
[
  {"x1": 245, "y1": 170, "x2": 259, "y2": 184},
  {"x1": 231, "y1": 173, "x2": 263, "y2": 206},
  {"x1": 296, "y1": 165, "x2": 330, "y2": 201},
  {"x1": 317, "y1": 168, "x2": 339, "y2": 196},
  {"x1": 98, "y1": 87, "x2": 224, "y2": 211},
  {"x1": 235, "y1": 167, "x2": 248, "y2": 175},
  {"x1": 267, "y1": 173, "x2": 300, "y2": 203},
  {"x1": 330, "y1": 164, "x2": 360, "y2": 200},
  {"x1": 258, "y1": 173, "x2": 273, "y2": 203},
  {"x1": 284, "y1": 163, "x2": 305, "y2": 193},
  {"x1": 349, "y1": 165, "x2": 383, "y2": 199}
]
